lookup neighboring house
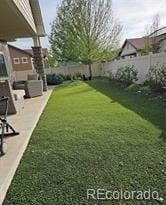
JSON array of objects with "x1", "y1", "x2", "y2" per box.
[
  {"x1": 8, "y1": 45, "x2": 34, "y2": 80},
  {"x1": 119, "y1": 38, "x2": 145, "y2": 59},
  {"x1": 119, "y1": 26, "x2": 166, "y2": 59}
]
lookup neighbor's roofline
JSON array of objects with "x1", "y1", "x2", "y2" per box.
[
  {"x1": 118, "y1": 39, "x2": 138, "y2": 56},
  {"x1": 8, "y1": 44, "x2": 33, "y2": 57}
]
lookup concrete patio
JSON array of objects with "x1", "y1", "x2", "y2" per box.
[{"x1": 0, "y1": 88, "x2": 53, "y2": 205}]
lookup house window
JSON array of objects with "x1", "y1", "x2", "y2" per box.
[
  {"x1": 13, "y1": 58, "x2": 20, "y2": 64},
  {"x1": 22, "y1": 57, "x2": 28, "y2": 64}
]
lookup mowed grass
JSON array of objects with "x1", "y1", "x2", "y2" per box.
[{"x1": 4, "y1": 79, "x2": 166, "y2": 205}]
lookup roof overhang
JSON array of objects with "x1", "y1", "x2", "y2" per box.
[
  {"x1": 0, "y1": 0, "x2": 46, "y2": 40},
  {"x1": 29, "y1": 0, "x2": 46, "y2": 37}
]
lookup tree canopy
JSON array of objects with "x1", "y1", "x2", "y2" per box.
[{"x1": 50, "y1": 0, "x2": 122, "y2": 77}]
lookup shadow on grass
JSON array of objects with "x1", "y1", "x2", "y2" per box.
[{"x1": 86, "y1": 79, "x2": 166, "y2": 141}]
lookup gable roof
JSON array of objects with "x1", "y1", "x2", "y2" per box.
[
  {"x1": 150, "y1": 26, "x2": 166, "y2": 37},
  {"x1": 118, "y1": 37, "x2": 146, "y2": 56},
  {"x1": 127, "y1": 38, "x2": 146, "y2": 50},
  {"x1": 8, "y1": 44, "x2": 32, "y2": 57}
]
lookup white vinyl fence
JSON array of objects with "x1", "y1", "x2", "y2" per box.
[
  {"x1": 45, "y1": 63, "x2": 103, "y2": 77},
  {"x1": 103, "y1": 52, "x2": 166, "y2": 83},
  {"x1": 45, "y1": 52, "x2": 166, "y2": 84}
]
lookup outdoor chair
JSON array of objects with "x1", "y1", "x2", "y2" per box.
[
  {"x1": 0, "y1": 97, "x2": 19, "y2": 155},
  {"x1": 13, "y1": 74, "x2": 43, "y2": 98}
]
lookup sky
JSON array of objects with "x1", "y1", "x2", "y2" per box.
[{"x1": 11, "y1": 0, "x2": 166, "y2": 49}]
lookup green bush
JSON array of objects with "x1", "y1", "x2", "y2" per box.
[
  {"x1": 146, "y1": 64, "x2": 166, "y2": 89},
  {"x1": 58, "y1": 73, "x2": 66, "y2": 81},
  {"x1": 65, "y1": 74, "x2": 72, "y2": 81},
  {"x1": 115, "y1": 65, "x2": 138, "y2": 85},
  {"x1": 139, "y1": 85, "x2": 151, "y2": 94},
  {"x1": 126, "y1": 84, "x2": 141, "y2": 92},
  {"x1": 75, "y1": 72, "x2": 82, "y2": 79},
  {"x1": 46, "y1": 74, "x2": 64, "y2": 85}
]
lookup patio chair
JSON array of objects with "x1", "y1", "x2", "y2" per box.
[
  {"x1": 13, "y1": 74, "x2": 43, "y2": 98},
  {"x1": 0, "y1": 97, "x2": 19, "y2": 155}
]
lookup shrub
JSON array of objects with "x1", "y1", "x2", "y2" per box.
[
  {"x1": 139, "y1": 85, "x2": 151, "y2": 94},
  {"x1": 108, "y1": 71, "x2": 115, "y2": 80},
  {"x1": 75, "y1": 72, "x2": 82, "y2": 79},
  {"x1": 46, "y1": 74, "x2": 64, "y2": 85},
  {"x1": 146, "y1": 64, "x2": 166, "y2": 89},
  {"x1": 115, "y1": 65, "x2": 138, "y2": 85},
  {"x1": 58, "y1": 73, "x2": 66, "y2": 81},
  {"x1": 126, "y1": 84, "x2": 141, "y2": 92},
  {"x1": 65, "y1": 74, "x2": 72, "y2": 81}
]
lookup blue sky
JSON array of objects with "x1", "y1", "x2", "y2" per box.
[{"x1": 12, "y1": 0, "x2": 166, "y2": 49}]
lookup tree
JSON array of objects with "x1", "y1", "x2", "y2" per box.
[
  {"x1": 50, "y1": 0, "x2": 122, "y2": 79},
  {"x1": 143, "y1": 14, "x2": 161, "y2": 54},
  {"x1": 149, "y1": 14, "x2": 161, "y2": 53},
  {"x1": 46, "y1": 53, "x2": 58, "y2": 68}
]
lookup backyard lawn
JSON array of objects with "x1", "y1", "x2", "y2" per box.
[{"x1": 4, "y1": 79, "x2": 166, "y2": 205}]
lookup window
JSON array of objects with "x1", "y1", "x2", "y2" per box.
[
  {"x1": 13, "y1": 58, "x2": 20, "y2": 64},
  {"x1": 22, "y1": 57, "x2": 28, "y2": 64},
  {"x1": 0, "y1": 54, "x2": 8, "y2": 78}
]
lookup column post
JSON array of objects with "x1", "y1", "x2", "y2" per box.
[{"x1": 32, "y1": 36, "x2": 47, "y2": 91}]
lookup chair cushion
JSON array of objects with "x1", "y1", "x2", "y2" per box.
[
  {"x1": 13, "y1": 90, "x2": 25, "y2": 101},
  {"x1": 27, "y1": 74, "x2": 38, "y2": 81}
]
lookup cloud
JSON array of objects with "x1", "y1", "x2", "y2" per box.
[
  {"x1": 12, "y1": 0, "x2": 166, "y2": 48},
  {"x1": 112, "y1": 0, "x2": 166, "y2": 42}
]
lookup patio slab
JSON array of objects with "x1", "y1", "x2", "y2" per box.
[{"x1": 0, "y1": 88, "x2": 53, "y2": 205}]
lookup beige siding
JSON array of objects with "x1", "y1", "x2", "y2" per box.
[
  {"x1": 121, "y1": 42, "x2": 137, "y2": 57},
  {"x1": 13, "y1": 0, "x2": 36, "y2": 33}
]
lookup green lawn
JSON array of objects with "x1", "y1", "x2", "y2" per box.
[{"x1": 4, "y1": 79, "x2": 166, "y2": 205}]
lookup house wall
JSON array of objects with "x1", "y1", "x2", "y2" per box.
[
  {"x1": 120, "y1": 42, "x2": 137, "y2": 57},
  {"x1": 0, "y1": 42, "x2": 14, "y2": 82},
  {"x1": 103, "y1": 52, "x2": 166, "y2": 83},
  {"x1": 9, "y1": 46, "x2": 34, "y2": 80},
  {"x1": 14, "y1": 70, "x2": 35, "y2": 81}
]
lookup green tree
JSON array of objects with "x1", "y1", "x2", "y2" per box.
[{"x1": 50, "y1": 0, "x2": 122, "y2": 79}]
